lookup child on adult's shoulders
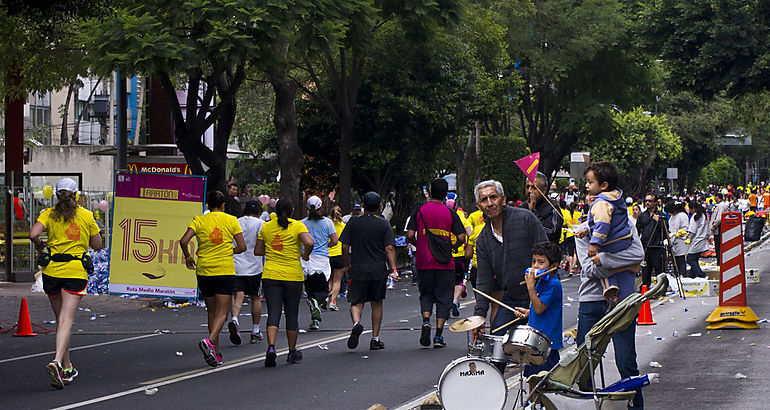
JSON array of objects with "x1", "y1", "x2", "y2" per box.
[{"x1": 512, "y1": 241, "x2": 564, "y2": 393}]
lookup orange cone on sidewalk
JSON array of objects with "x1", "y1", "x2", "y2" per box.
[
  {"x1": 637, "y1": 285, "x2": 656, "y2": 325},
  {"x1": 13, "y1": 298, "x2": 37, "y2": 337}
]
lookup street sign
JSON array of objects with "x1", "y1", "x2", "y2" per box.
[
  {"x1": 569, "y1": 152, "x2": 590, "y2": 179},
  {"x1": 666, "y1": 168, "x2": 678, "y2": 180},
  {"x1": 108, "y1": 171, "x2": 206, "y2": 299}
]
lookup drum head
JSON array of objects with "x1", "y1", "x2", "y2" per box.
[{"x1": 438, "y1": 358, "x2": 507, "y2": 410}]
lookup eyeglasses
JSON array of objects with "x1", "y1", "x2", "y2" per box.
[{"x1": 645, "y1": 200, "x2": 654, "y2": 203}]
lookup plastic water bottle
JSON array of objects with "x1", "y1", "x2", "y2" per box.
[
  {"x1": 386, "y1": 275, "x2": 395, "y2": 290},
  {"x1": 672, "y1": 330, "x2": 679, "y2": 338}
]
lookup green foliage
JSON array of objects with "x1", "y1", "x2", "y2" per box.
[
  {"x1": 479, "y1": 134, "x2": 529, "y2": 202},
  {"x1": 640, "y1": 0, "x2": 770, "y2": 98},
  {"x1": 698, "y1": 156, "x2": 742, "y2": 187},
  {"x1": 590, "y1": 107, "x2": 681, "y2": 195}
]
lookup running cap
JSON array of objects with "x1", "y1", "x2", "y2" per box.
[
  {"x1": 362, "y1": 191, "x2": 381, "y2": 208},
  {"x1": 307, "y1": 195, "x2": 322, "y2": 210},
  {"x1": 626, "y1": 197, "x2": 633, "y2": 204},
  {"x1": 55, "y1": 178, "x2": 78, "y2": 193},
  {"x1": 352, "y1": 203, "x2": 363, "y2": 211}
]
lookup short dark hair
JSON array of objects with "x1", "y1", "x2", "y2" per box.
[
  {"x1": 228, "y1": 183, "x2": 238, "y2": 189},
  {"x1": 430, "y1": 178, "x2": 449, "y2": 200},
  {"x1": 206, "y1": 190, "x2": 226, "y2": 209},
  {"x1": 584, "y1": 161, "x2": 619, "y2": 191},
  {"x1": 532, "y1": 242, "x2": 562, "y2": 267},
  {"x1": 243, "y1": 200, "x2": 262, "y2": 216}
]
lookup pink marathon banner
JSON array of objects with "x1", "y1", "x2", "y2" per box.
[{"x1": 108, "y1": 171, "x2": 206, "y2": 299}]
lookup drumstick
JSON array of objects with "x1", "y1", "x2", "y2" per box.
[
  {"x1": 473, "y1": 287, "x2": 518, "y2": 314},
  {"x1": 492, "y1": 315, "x2": 525, "y2": 334},
  {"x1": 518, "y1": 267, "x2": 558, "y2": 286}
]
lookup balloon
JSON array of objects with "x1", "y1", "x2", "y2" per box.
[
  {"x1": 259, "y1": 195, "x2": 270, "y2": 205},
  {"x1": 99, "y1": 200, "x2": 109, "y2": 212},
  {"x1": 91, "y1": 200, "x2": 99, "y2": 209},
  {"x1": 269, "y1": 199, "x2": 277, "y2": 208},
  {"x1": 42, "y1": 186, "x2": 53, "y2": 199}
]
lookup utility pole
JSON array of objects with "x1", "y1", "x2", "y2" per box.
[{"x1": 116, "y1": 71, "x2": 127, "y2": 170}]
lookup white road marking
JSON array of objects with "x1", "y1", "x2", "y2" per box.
[
  {"x1": 0, "y1": 334, "x2": 160, "y2": 364},
  {"x1": 52, "y1": 332, "x2": 364, "y2": 410}
]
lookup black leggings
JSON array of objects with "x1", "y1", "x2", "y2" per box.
[{"x1": 262, "y1": 278, "x2": 303, "y2": 331}]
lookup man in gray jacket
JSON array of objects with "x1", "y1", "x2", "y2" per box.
[
  {"x1": 576, "y1": 215, "x2": 645, "y2": 409},
  {"x1": 472, "y1": 180, "x2": 548, "y2": 338}
]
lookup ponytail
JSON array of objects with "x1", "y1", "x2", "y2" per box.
[
  {"x1": 330, "y1": 206, "x2": 343, "y2": 224},
  {"x1": 52, "y1": 190, "x2": 78, "y2": 222},
  {"x1": 275, "y1": 199, "x2": 293, "y2": 229}
]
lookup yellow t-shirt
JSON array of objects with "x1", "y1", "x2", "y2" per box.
[
  {"x1": 560, "y1": 208, "x2": 575, "y2": 242},
  {"x1": 451, "y1": 209, "x2": 471, "y2": 258},
  {"x1": 467, "y1": 221, "x2": 485, "y2": 268},
  {"x1": 188, "y1": 212, "x2": 242, "y2": 276},
  {"x1": 259, "y1": 218, "x2": 309, "y2": 281},
  {"x1": 328, "y1": 220, "x2": 345, "y2": 257},
  {"x1": 468, "y1": 209, "x2": 484, "y2": 229},
  {"x1": 38, "y1": 207, "x2": 100, "y2": 280}
]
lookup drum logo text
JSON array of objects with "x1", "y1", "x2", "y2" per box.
[{"x1": 459, "y1": 362, "x2": 485, "y2": 377}]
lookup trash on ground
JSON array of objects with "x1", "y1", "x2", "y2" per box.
[
  {"x1": 656, "y1": 337, "x2": 665, "y2": 341},
  {"x1": 43, "y1": 320, "x2": 56, "y2": 324},
  {"x1": 758, "y1": 319, "x2": 769, "y2": 323},
  {"x1": 649, "y1": 361, "x2": 663, "y2": 368},
  {"x1": 362, "y1": 355, "x2": 369, "y2": 359},
  {"x1": 683, "y1": 308, "x2": 688, "y2": 312},
  {"x1": 99, "y1": 314, "x2": 106, "y2": 318},
  {"x1": 735, "y1": 373, "x2": 747, "y2": 379},
  {"x1": 90, "y1": 314, "x2": 96, "y2": 321},
  {"x1": 176, "y1": 351, "x2": 183, "y2": 356},
  {"x1": 405, "y1": 294, "x2": 411, "y2": 297},
  {"x1": 318, "y1": 345, "x2": 329, "y2": 350},
  {"x1": 299, "y1": 329, "x2": 307, "y2": 333},
  {"x1": 750, "y1": 343, "x2": 756, "y2": 346},
  {"x1": 567, "y1": 297, "x2": 575, "y2": 302},
  {"x1": 145, "y1": 387, "x2": 159, "y2": 395},
  {"x1": 399, "y1": 319, "x2": 409, "y2": 323},
  {"x1": 717, "y1": 336, "x2": 722, "y2": 339},
  {"x1": 563, "y1": 303, "x2": 572, "y2": 307},
  {"x1": 78, "y1": 308, "x2": 91, "y2": 312},
  {"x1": 688, "y1": 333, "x2": 702, "y2": 337},
  {"x1": 672, "y1": 331, "x2": 679, "y2": 337}
]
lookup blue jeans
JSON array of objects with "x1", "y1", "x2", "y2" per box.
[
  {"x1": 490, "y1": 295, "x2": 529, "y2": 335},
  {"x1": 687, "y1": 253, "x2": 706, "y2": 278},
  {"x1": 577, "y1": 301, "x2": 643, "y2": 409}
]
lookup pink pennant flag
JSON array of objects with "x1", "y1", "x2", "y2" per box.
[{"x1": 515, "y1": 152, "x2": 540, "y2": 183}]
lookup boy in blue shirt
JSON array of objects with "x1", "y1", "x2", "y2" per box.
[{"x1": 515, "y1": 241, "x2": 564, "y2": 392}]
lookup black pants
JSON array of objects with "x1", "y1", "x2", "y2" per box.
[
  {"x1": 642, "y1": 247, "x2": 664, "y2": 289},
  {"x1": 417, "y1": 269, "x2": 454, "y2": 319},
  {"x1": 714, "y1": 231, "x2": 721, "y2": 265},
  {"x1": 304, "y1": 272, "x2": 329, "y2": 303},
  {"x1": 262, "y1": 279, "x2": 303, "y2": 331},
  {"x1": 673, "y1": 255, "x2": 686, "y2": 277}
]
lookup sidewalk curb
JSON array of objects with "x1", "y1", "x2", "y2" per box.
[{"x1": 744, "y1": 229, "x2": 770, "y2": 252}]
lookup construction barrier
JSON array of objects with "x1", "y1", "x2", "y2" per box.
[{"x1": 705, "y1": 212, "x2": 759, "y2": 330}]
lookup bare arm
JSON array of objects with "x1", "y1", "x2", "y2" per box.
[
  {"x1": 254, "y1": 239, "x2": 265, "y2": 256},
  {"x1": 328, "y1": 232, "x2": 339, "y2": 248},
  {"x1": 385, "y1": 245, "x2": 397, "y2": 274},
  {"x1": 232, "y1": 232, "x2": 246, "y2": 254},
  {"x1": 29, "y1": 221, "x2": 45, "y2": 252},
  {"x1": 179, "y1": 228, "x2": 196, "y2": 270},
  {"x1": 299, "y1": 232, "x2": 313, "y2": 261},
  {"x1": 406, "y1": 229, "x2": 417, "y2": 245},
  {"x1": 453, "y1": 233, "x2": 467, "y2": 252},
  {"x1": 464, "y1": 242, "x2": 473, "y2": 260},
  {"x1": 342, "y1": 244, "x2": 350, "y2": 269},
  {"x1": 89, "y1": 233, "x2": 103, "y2": 251}
]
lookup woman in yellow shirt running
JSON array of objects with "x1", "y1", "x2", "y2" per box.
[
  {"x1": 255, "y1": 199, "x2": 313, "y2": 367},
  {"x1": 180, "y1": 191, "x2": 246, "y2": 367},
  {"x1": 30, "y1": 178, "x2": 102, "y2": 389}
]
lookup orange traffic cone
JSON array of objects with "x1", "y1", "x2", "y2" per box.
[
  {"x1": 637, "y1": 285, "x2": 656, "y2": 326},
  {"x1": 13, "y1": 298, "x2": 38, "y2": 337}
]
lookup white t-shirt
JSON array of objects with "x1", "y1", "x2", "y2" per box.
[{"x1": 233, "y1": 216, "x2": 264, "y2": 276}]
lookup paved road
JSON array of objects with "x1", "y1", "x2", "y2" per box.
[{"x1": 0, "y1": 275, "x2": 581, "y2": 410}]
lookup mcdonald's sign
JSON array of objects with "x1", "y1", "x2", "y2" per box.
[{"x1": 127, "y1": 162, "x2": 192, "y2": 175}]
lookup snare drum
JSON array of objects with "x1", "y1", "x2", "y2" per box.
[
  {"x1": 438, "y1": 357, "x2": 507, "y2": 410},
  {"x1": 469, "y1": 334, "x2": 508, "y2": 363},
  {"x1": 503, "y1": 325, "x2": 551, "y2": 365}
]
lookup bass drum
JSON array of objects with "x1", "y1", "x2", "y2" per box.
[{"x1": 437, "y1": 357, "x2": 507, "y2": 410}]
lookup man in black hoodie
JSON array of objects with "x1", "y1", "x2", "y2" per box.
[
  {"x1": 472, "y1": 180, "x2": 547, "y2": 341},
  {"x1": 636, "y1": 193, "x2": 666, "y2": 289}
]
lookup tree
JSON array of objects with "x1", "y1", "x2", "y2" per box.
[
  {"x1": 502, "y1": 0, "x2": 657, "y2": 180},
  {"x1": 291, "y1": 0, "x2": 464, "y2": 212},
  {"x1": 641, "y1": 0, "x2": 770, "y2": 98},
  {"x1": 698, "y1": 156, "x2": 742, "y2": 187},
  {"x1": 80, "y1": 0, "x2": 279, "y2": 192},
  {"x1": 591, "y1": 107, "x2": 681, "y2": 196}
]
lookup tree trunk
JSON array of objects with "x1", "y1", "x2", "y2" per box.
[
  {"x1": 455, "y1": 131, "x2": 475, "y2": 210},
  {"x1": 71, "y1": 77, "x2": 102, "y2": 145},
  {"x1": 337, "y1": 113, "x2": 354, "y2": 214},
  {"x1": 60, "y1": 82, "x2": 75, "y2": 145},
  {"x1": 271, "y1": 73, "x2": 303, "y2": 213}
]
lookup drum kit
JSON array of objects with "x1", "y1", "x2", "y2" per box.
[{"x1": 437, "y1": 291, "x2": 552, "y2": 410}]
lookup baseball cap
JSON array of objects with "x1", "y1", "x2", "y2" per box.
[
  {"x1": 352, "y1": 203, "x2": 363, "y2": 211},
  {"x1": 307, "y1": 195, "x2": 322, "y2": 210},
  {"x1": 362, "y1": 191, "x2": 381, "y2": 208},
  {"x1": 55, "y1": 178, "x2": 78, "y2": 193}
]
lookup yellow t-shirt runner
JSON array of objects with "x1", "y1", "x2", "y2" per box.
[
  {"x1": 188, "y1": 211, "x2": 242, "y2": 276},
  {"x1": 259, "y1": 218, "x2": 309, "y2": 282},
  {"x1": 450, "y1": 209, "x2": 471, "y2": 258},
  {"x1": 328, "y1": 220, "x2": 345, "y2": 257},
  {"x1": 37, "y1": 207, "x2": 100, "y2": 280},
  {"x1": 467, "y1": 221, "x2": 485, "y2": 268}
]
